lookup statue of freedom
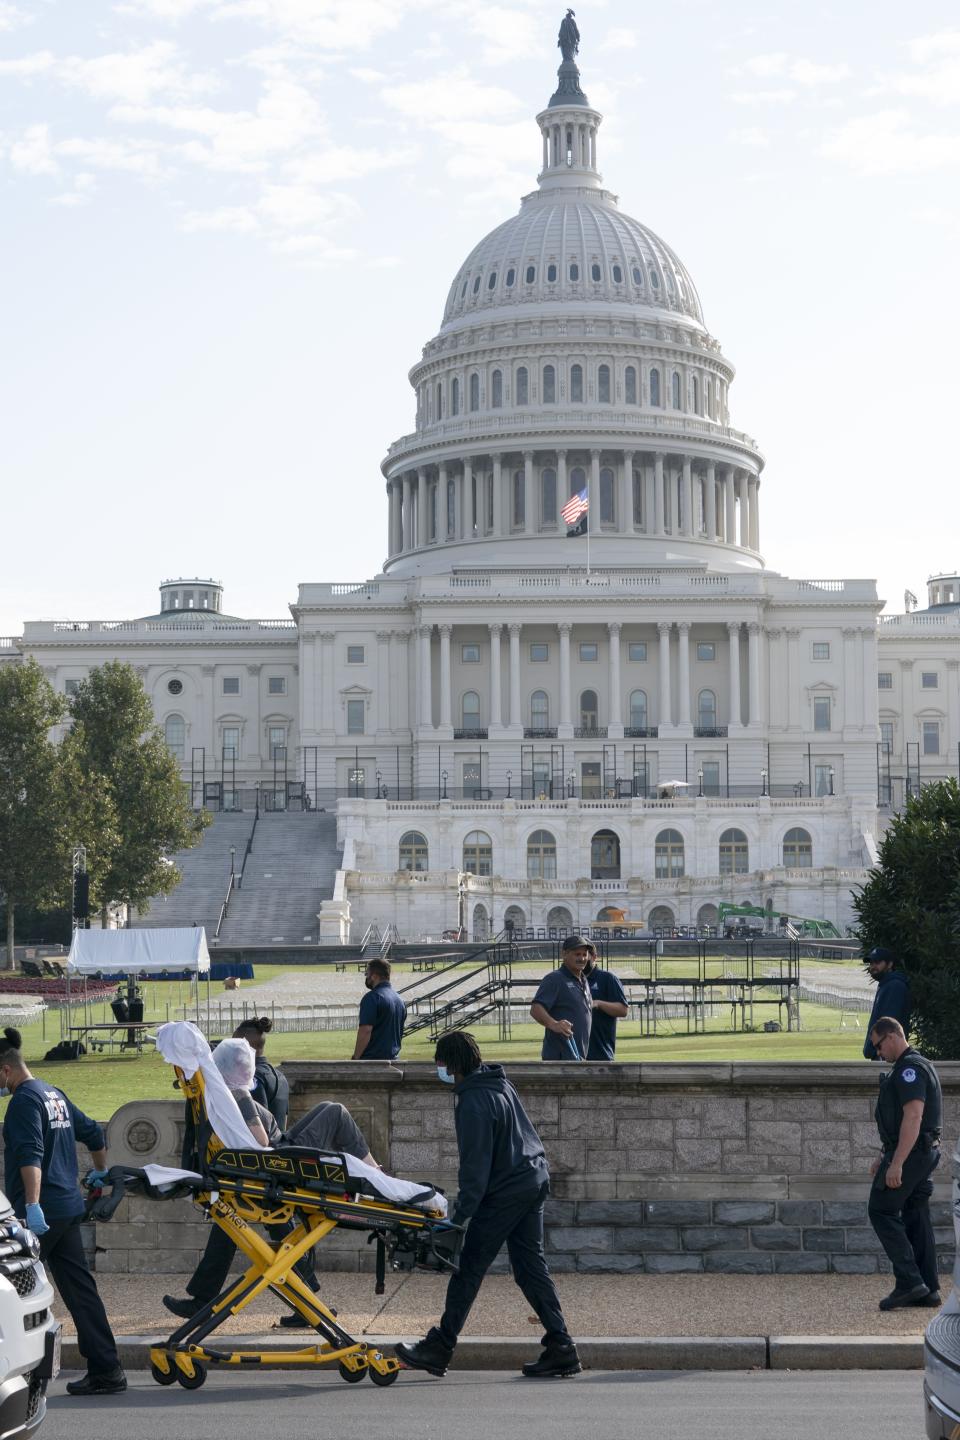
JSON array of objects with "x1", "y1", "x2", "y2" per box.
[{"x1": 558, "y1": 9, "x2": 580, "y2": 63}]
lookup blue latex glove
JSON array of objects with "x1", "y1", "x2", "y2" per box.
[
  {"x1": 25, "y1": 1202, "x2": 49, "y2": 1237},
  {"x1": 84, "y1": 1168, "x2": 110, "y2": 1187}
]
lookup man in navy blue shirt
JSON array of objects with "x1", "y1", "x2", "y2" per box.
[
  {"x1": 583, "y1": 948, "x2": 629, "y2": 1060},
  {"x1": 862, "y1": 948, "x2": 911, "y2": 1060},
  {"x1": 530, "y1": 936, "x2": 594, "y2": 1060},
  {"x1": 352, "y1": 959, "x2": 406, "y2": 1059},
  {"x1": 0, "y1": 1026, "x2": 125, "y2": 1396}
]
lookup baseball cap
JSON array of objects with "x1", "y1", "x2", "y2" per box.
[
  {"x1": 863, "y1": 946, "x2": 897, "y2": 967},
  {"x1": 560, "y1": 934, "x2": 594, "y2": 953}
]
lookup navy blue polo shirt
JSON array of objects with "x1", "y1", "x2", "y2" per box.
[
  {"x1": 586, "y1": 967, "x2": 629, "y2": 1060},
  {"x1": 533, "y1": 965, "x2": 593, "y2": 1060},
  {"x1": 357, "y1": 981, "x2": 406, "y2": 1059},
  {"x1": 2, "y1": 1078, "x2": 104, "y2": 1221}
]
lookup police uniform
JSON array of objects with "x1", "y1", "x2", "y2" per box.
[{"x1": 869, "y1": 1046, "x2": 942, "y2": 1294}]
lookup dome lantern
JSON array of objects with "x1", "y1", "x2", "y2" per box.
[{"x1": 537, "y1": 10, "x2": 603, "y2": 191}]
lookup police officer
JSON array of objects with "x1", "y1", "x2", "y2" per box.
[
  {"x1": 582, "y1": 945, "x2": 629, "y2": 1060},
  {"x1": 530, "y1": 935, "x2": 593, "y2": 1060},
  {"x1": 0, "y1": 1027, "x2": 126, "y2": 1395},
  {"x1": 395, "y1": 1031, "x2": 579, "y2": 1380},
  {"x1": 352, "y1": 959, "x2": 406, "y2": 1060},
  {"x1": 867, "y1": 1015, "x2": 943, "y2": 1310},
  {"x1": 862, "y1": 948, "x2": 911, "y2": 1060}
]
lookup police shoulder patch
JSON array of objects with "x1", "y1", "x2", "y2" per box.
[{"x1": 901, "y1": 1067, "x2": 917, "y2": 1083}]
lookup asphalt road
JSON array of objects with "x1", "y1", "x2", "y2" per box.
[{"x1": 41, "y1": 1369, "x2": 927, "y2": 1440}]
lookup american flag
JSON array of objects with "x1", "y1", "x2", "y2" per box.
[{"x1": 561, "y1": 487, "x2": 589, "y2": 527}]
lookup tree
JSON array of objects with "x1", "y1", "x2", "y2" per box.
[
  {"x1": 67, "y1": 662, "x2": 209, "y2": 923},
  {"x1": 853, "y1": 779, "x2": 960, "y2": 1059},
  {"x1": 0, "y1": 661, "x2": 71, "y2": 969}
]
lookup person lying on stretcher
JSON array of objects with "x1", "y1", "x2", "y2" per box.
[{"x1": 163, "y1": 1038, "x2": 380, "y2": 1330}]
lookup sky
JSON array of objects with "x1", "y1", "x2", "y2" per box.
[{"x1": 1, "y1": 0, "x2": 958, "y2": 633}]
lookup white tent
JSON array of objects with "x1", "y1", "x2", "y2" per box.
[{"x1": 67, "y1": 927, "x2": 210, "y2": 976}]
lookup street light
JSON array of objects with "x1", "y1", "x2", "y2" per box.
[
  {"x1": 697, "y1": 767, "x2": 704, "y2": 798},
  {"x1": 229, "y1": 846, "x2": 236, "y2": 879},
  {"x1": 375, "y1": 769, "x2": 382, "y2": 798},
  {"x1": 506, "y1": 769, "x2": 512, "y2": 798},
  {"x1": 760, "y1": 767, "x2": 768, "y2": 797},
  {"x1": 828, "y1": 765, "x2": 835, "y2": 797},
  {"x1": 567, "y1": 770, "x2": 575, "y2": 798},
  {"x1": 441, "y1": 769, "x2": 448, "y2": 800}
]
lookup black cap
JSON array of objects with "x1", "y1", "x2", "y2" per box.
[
  {"x1": 864, "y1": 946, "x2": 898, "y2": 967},
  {"x1": 560, "y1": 934, "x2": 594, "y2": 953}
]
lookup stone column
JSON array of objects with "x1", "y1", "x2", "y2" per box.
[
  {"x1": 489, "y1": 624, "x2": 503, "y2": 728},
  {"x1": 463, "y1": 457, "x2": 473, "y2": 537},
  {"x1": 439, "y1": 624, "x2": 452, "y2": 729},
  {"x1": 557, "y1": 449, "x2": 568, "y2": 523},
  {"x1": 438, "y1": 463, "x2": 448, "y2": 542},
  {"x1": 320, "y1": 631, "x2": 335, "y2": 732},
  {"x1": 765, "y1": 627, "x2": 783, "y2": 729},
  {"x1": 738, "y1": 473, "x2": 749, "y2": 547},
  {"x1": 491, "y1": 454, "x2": 502, "y2": 536},
  {"x1": 727, "y1": 621, "x2": 741, "y2": 728},
  {"x1": 419, "y1": 625, "x2": 433, "y2": 730},
  {"x1": 644, "y1": 458, "x2": 655, "y2": 534},
  {"x1": 608, "y1": 621, "x2": 622, "y2": 736},
  {"x1": 387, "y1": 483, "x2": 398, "y2": 556},
  {"x1": 677, "y1": 622, "x2": 691, "y2": 727},
  {"x1": 523, "y1": 451, "x2": 534, "y2": 534},
  {"x1": 395, "y1": 631, "x2": 411, "y2": 734},
  {"x1": 748, "y1": 477, "x2": 760, "y2": 551},
  {"x1": 681, "y1": 457, "x2": 694, "y2": 537},
  {"x1": 862, "y1": 626, "x2": 878, "y2": 732},
  {"x1": 786, "y1": 629, "x2": 801, "y2": 730},
  {"x1": 622, "y1": 450, "x2": 634, "y2": 531},
  {"x1": 705, "y1": 462, "x2": 717, "y2": 540},
  {"x1": 417, "y1": 467, "x2": 428, "y2": 547},
  {"x1": 559, "y1": 623, "x2": 572, "y2": 729},
  {"x1": 747, "y1": 622, "x2": 762, "y2": 727},
  {"x1": 509, "y1": 623, "x2": 522, "y2": 728},
  {"x1": 401, "y1": 475, "x2": 412, "y2": 550},
  {"x1": 376, "y1": 630, "x2": 391, "y2": 732},
  {"x1": 654, "y1": 454, "x2": 665, "y2": 535},
  {"x1": 725, "y1": 467, "x2": 737, "y2": 544},
  {"x1": 658, "y1": 621, "x2": 672, "y2": 728},
  {"x1": 590, "y1": 449, "x2": 601, "y2": 534}
]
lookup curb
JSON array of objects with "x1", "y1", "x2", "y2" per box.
[{"x1": 61, "y1": 1334, "x2": 925, "y2": 1373}]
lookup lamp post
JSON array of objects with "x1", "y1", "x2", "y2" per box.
[
  {"x1": 506, "y1": 769, "x2": 512, "y2": 798},
  {"x1": 828, "y1": 765, "x2": 835, "y2": 797},
  {"x1": 375, "y1": 768, "x2": 382, "y2": 799},
  {"x1": 567, "y1": 770, "x2": 575, "y2": 798},
  {"x1": 229, "y1": 846, "x2": 236, "y2": 880},
  {"x1": 697, "y1": 767, "x2": 704, "y2": 798},
  {"x1": 441, "y1": 769, "x2": 448, "y2": 800},
  {"x1": 760, "y1": 767, "x2": 768, "y2": 797}
]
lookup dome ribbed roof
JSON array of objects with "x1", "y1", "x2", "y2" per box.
[{"x1": 441, "y1": 191, "x2": 704, "y2": 330}]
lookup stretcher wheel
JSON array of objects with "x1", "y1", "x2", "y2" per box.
[
  {"x1": 150, "y1": 1362, "x2": 177, "y2": 1387},
  {"x1": 338, "y1": 1361, "x2": 366, "y2": 1383},
  {"x1": 367, "y1": 1362, "x2": 400, "y2": 1387},
  {"x1": 176, "y1": 1361, "x2": 207, "y2": 1389}
]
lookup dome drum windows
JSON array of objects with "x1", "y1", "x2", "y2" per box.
[
  {"x1": 671, "y1": 371, "x2": 682, "y2": 409},
  {"x1": 649, "y1": 368, "x2": 661, "y2": 407},
  {"x1": 625, "y1": 366, "x2": 637, "y2": 406},
  {"x1": 546, "y1": 263, "x2": 558, "y2": 283},
  {"x1": 472, "y1": 276, "x2": 481, "y2": 294},
  {"x1": 542, "y1": 364, "x2": 556, "y2": 404},
  {"x1": 469, "y1": 373, "x2": 480, "y2": 412},
  {"x1": 569, "y1": 262, "x2": 580, "y2": 282},
  {"x1": 506, "y1": 267, "x2": 516, "y2": 287},
  {"x1": 487, "y1": 271, "x2": 498, "y2": 290},
  {"x1": 516, "y1": 366, "x2": 529, "y2": 406},
  {"x1": 491, "y1": 369, "x2": 503, "y2": 409},
  {"x1": 451, "y1": 377, "x2": 460, "y2": 416},
  {"x1": 525, "y1": 265, "x2": 536, "y2": 284},
  {"x1": 570, "y1": 364, "x2": 584, "y2": 403},
  {"x1": 597, "y1": 364, "x2": 611, "y2": 404},
  {"x1": 612, "y1": 264, "x2": 623, "y2": 284},
  {"x1": 540, "y1": 467, "x2": 557, "y2": 526},
  {"x1": 591, "y1": 262, "x2": 602, "y2": 282}
]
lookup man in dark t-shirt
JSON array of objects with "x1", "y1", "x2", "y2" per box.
[
  {"x1": 530, "y1": 936, "x2": 594, "y2": 1060},
  {"x1": 352, "y1": 959, "x2": 406, "y2": 1059},
  {"x1": 584, "y1": 953, "x2": 629, "y2": 1060}
]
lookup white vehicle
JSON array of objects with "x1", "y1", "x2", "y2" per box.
[
  {"x1": 0, "y1": 1190, "x2": 60, "y2": 1439},
  {"x1": 924, "y1": 1139, "x2": 960, "y2": 1437}
]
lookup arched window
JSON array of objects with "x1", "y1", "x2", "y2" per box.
[
  {"x1": 541, "y1": 467, "x2": 557, "y2": 525},
  {"x1": 579, "y1": 689, "x2": 599, "y2": 729},
  {"x1": 461, "y1": 691, "x2": 481, "y2": 730},
  {"x1": 525, "y1": 264, "x2": 535, "y2": 284},
  {"x1": 472, "y1": 275, "x2": 481, "y2": 294},
  {"x1": 487, "y1": 270, "x2": 497, "y2": 290},
  {"x1": 469, "y1": 372, "x2": 480, "y2": 412},
  {"x1": 547, "y1": 262, "x2": 558, "y2": 282},
  {"x1": 706, "y1": 379, "x2": 714, "y2": 418},
  {"x1": 671, "y1": 371, "x2": 681, "y2": 409},
  {"x1": 472, "y1": 903, "x2": 489, "y2": 939},
  {"x1": 527, "y1": 829, "x2": 557, "y2": 879},
  {"x1": 165, "y1": 713, "x2": 185, "y2": 760},
  {"x1": 512, "y1": 470, "x2": 525, "y2": 527},
  {"x1": 629, "y1": 689, "x2": 647, "y2": 730},
  {"x1": 542, "y1": 364, "x2": 556, "y2": 403},
  {"x1": 399, "y1": 831, "x2": 428, "y2": 872},
  {"x1": 612, "y1": 263, "x2": 623, "y2": 283},
  {"x1": 598, "y1": 364, "x2": 611, "y2": 403},
  {"x1": 655, "y1": 829, "x2": 685, "y2": 879},
  {"x1": 599, "y1": 466, "x2": 615, "y2": 524},
  {"x1": 569, "y1": 465, "x2": 586, "y2": 497},
  {"x1": 783, "y1": 828, "x2": 813, "y2": 868},
  {"x1": 591, "y1": 262, "x2": 602, "y2": 282},
  {"x1": 546, "y1": 905, "x2": 573, "y2": 934},
  {"x1": 569, "y1": 261, "x2": 579, "y2": 281},
  {"x1": 625, "y1": 366, "x2": 637, "y2": 405},
  {"x1": 505, "y1": 267, "x2": 516, "y2": 287},
  {"x1": 697, "y1": 689, "x2": 717, "y2": 729},
  {"x1": 591, "y1": 829, "x2": 621, "y2": 879},
  {"x1": 451, "y1": 377, "x2": 460, "y2": 416},
  {"x1": 719, "y1": 828, "x2": 748, "y2": 875},
  {"x1": 463, "y1": 830, "x2": 492, "y2": 875},
  {"x1": 649, "y1": 368, "x2": 661, "y2": 407},
  {"x1": 570, "y1": 364, "x2": 584, "y2": 402},
  {"x1": 530, "y1": 690, "x2": 550, "y2": 729},
  {"x1": 436, "y1": 382, "x2": 443, "y2": 419},
  {"x1": 516, "y1": 366, "x2": 528, "y2": 405},
  {"x1": 491, "y1": 369, "x2": 502, "y2": 408},
  {"x1": 503, "y1": 903, "x2": 525, "y2": 933},
  {"x1": 692, "y1": 375, "x2": 700, "y2": 413},
  {"x1": 632, "y1": 265, "x2": 643, "y2": 285}
]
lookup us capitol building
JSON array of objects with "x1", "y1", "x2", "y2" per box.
[{"x1": 4, "y1": 32, "x2": 959, "y2": 940}]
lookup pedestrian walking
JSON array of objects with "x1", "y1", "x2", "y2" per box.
[
  {"x1": 583, "y1": 947, "x2": 629, "y2": 1060},
  {"x1": 352, "y1": 959, "x2": 406, "y2": 1060},
  {"x1": 530, "y1": 935, "x2": 593, "y2": 1060},
  {"x1": 867, "y1": 1016, "x2": 943, "y2": 1310},
  {"x1": 862, "y1": 948, "x2": 911, "y2": 1060},
  {"x1": 0, "y1": 1027, "x2": 126, "y2": 1396},
  {"x1": 395, "y1": 1031, "x2": 579, "y2": 1380}
]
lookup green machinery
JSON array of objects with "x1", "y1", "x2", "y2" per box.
[{"x1": 717, "y1": 903, "x2": 841, "y2": 941}]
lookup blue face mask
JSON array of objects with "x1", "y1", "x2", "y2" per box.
[{"x1": 436, "y1": 1065, "x2": 455, "y2": 1085}]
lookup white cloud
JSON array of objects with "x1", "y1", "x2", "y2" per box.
[
  {"x1": 181, "y1": 205, "x2": 259, "y2": 231},
  {"x1": 740, "y1": 52, "x2": 789, "y2": 79},
  {"x1": 57, "y1": 135, "x2": 166, "y2": 176},
  {"x1": 822, "y1": 109, "x2": 960, "y2": 176},
  {"x1": 382, "y1": 69, "x2": 524, "y2": 123},
  {"x1": 0, "y1": 51, "x2": 56, "y2": 77},
  {"x1": 6, "y1": 122, "x2": 58, "y2": 174},
  {"x1": 349, "y1": 67, "x2": 386, "y2": 83},
  {"x1": 288, "y1": 143, "x2": 418, "y2": 184},
  {"x1": 790, "y1": 59, "x2": 851, "y2": 86},
  {"x1": 894, "y1": 29, "x2": 960, "y2": 107},
  {"x1": 0, "y1": 41, "x2": 216, "y2": 103},
  {"x1": 50, "y1": 173, "x2": 98, "y2": 207},
  {"x1": 733, "y1": 52, "x2": 851, "y2": 93},
  {"x1": 115, "y1": 0, "x2": 213, "y2": 15},
  {"x1": 729, "y1": 88, "x2": 798, "y2": 106},
  {"x1": 599, "y1": 27, "x2": 637, "y2": 53},
  {"x1": 465, "y1": 6, "x2": 539, "y2": 66},
  {"x1": 212, "y1": 0, "x2": 408, "y2": 51},
  {"x1": 730, "y1": 126, "x2": 770, "y2": 149},
  {"x1": 0, "y1": 2, "x2": 30, "y2": 31}
]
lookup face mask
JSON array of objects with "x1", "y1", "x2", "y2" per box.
[
  {"x1": 436, "y1": 1065, "x2": 455, "y2": 1085},
  {"x1": 0, "y1": 1088, "x2": 8, "y2": 1099}
]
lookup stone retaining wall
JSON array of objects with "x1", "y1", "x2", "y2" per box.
[{"x1": 27, "y1": 1060, "x2": 958, "y2": 1277}]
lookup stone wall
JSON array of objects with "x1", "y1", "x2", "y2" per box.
[{"x1": 68, "y1": 1060, "x2": 960, "y2": 1276}]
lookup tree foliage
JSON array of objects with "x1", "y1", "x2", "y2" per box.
[{"x1": 853, "y1": 779, "x2": 960, "y2": 1059}]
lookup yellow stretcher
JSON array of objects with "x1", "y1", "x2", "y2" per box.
[{"x1": 86, "y1": 1065, "x2": 463, "y2": 1391}]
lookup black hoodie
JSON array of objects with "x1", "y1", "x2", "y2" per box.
[{"x1": 451, "y1": 1063, "x2": 549, "y2": 1222}]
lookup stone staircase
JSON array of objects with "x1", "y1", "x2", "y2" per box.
[
  {"x1": 131, "y1": 811, "x2": 253, "y2": 934},
  {"x1": 217, "y1": 813, "x2": 341, "y2": 946}
]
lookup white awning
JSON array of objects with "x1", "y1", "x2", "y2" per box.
[{"x1": 67, "y1": 928, "x2": 210, "y2": 976}]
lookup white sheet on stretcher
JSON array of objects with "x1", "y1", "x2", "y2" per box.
[{"x1": 152, "y1": 1022, "x2": 447, "y2": 1216}]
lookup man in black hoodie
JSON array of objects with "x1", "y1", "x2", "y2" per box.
[
  {"x1": 862, "y1": 948, "x2": 911, "y2": 1060},
  {"x1": 395, "y1": 1031, "x2": 579, "y2": 1380}
]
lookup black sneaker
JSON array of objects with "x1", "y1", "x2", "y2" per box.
[
  {"x1": 521, "y1": 1342, "x2": 581, "y2": 1378},
  {"x1": 915, "y1": 1290, "x2": 943, "y2": 1308},
  {"x1": 162, "y1": 1293, "x2": 205, "y2": 1319},
  {"x1": 65, "y1": 1369, "x2": 127, "y2": 1396},
  {"x1": 879, "y1": 1283, "x2": 930, "y2": 1311},
  {"x1": 394, "y1": 1338, "x2": 452, "y2": 1378}
]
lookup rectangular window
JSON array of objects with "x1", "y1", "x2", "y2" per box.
[
  {"x1": 579, "y1": 643, "x2": 598, "y2": 662},
  {"x1": 269, "y1": 726, "x2": 286, "y2": 759},
  {"x1": 222, "y1": 676, "x2": 240, "y2": 695},
  {"x1": 222, "y1": 726, "x2": 240, "y2": 759},
  {"x1": 812, "y1": 642, "x2": 830, "y2": 660},
  {"x1": 696, "y1": 642, "x2": 716, "y2": 661},
  {"x1": 461, "y1": 644, "x2": 481, "y2": 663},
  {"x1": 268, "y1": 676, "x2": 286, "y2": 695},
  {"x1": 532, "y1": 758, "x2": 551, "y2": 796},
  {"x1": 813, "y1": 696, "x2": 831, "y2": 731},
  {"x1": 701, "y1": 760, "x2": 720, "y2": 796},
  {"x1": 921, "y1": 672, "x2": 939, "y2": 689},
  {"x1": 877, "y1": 672, "x2": 893, "y2": 689},
  {"x1": 462, "y1": 762, "x2": 481, "y2": 792},
  {"x1": 632, "y1": 760, "x2": 649, "y2": 796},
  {"x1": 530, "y1": 643, "x2": 549, "y2": 662},
  {"x1": 628, "y1": 642, "x2": 647, "y2": 662},
  {"x1": 346, "y1": 645, "x2": 364, "y2": 665},
  {"x1": 347, "y1": 699, "x2": 365, "y2": 734},
  {"x1": 814, "y1": 763, "x2": 833, "y2": 797},
  {"x1": 64, "y1": 679, "x2": 80, "y2": 696},
  {"x1": 923, "y1": 720, "x2": 940, "y2": 755},
  {"x1": 580, "y1": 761, "x2": 601, "y2": 798},
  {"x1": 879, "y1": 721, "x2": 893, "y2": 753}
]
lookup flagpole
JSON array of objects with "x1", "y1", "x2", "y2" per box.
[{"x1": 586, "y1": 513, "x2": 591, "y2": 577}]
